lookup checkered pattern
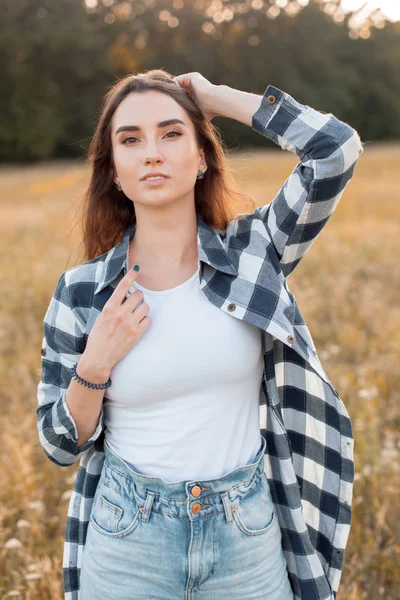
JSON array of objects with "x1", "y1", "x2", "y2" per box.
[{"x1": 36, "y1": 84, "x2": 363, "y2": 600}]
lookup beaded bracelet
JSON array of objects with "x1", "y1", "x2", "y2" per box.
[{"x1": 71, "y1": 362, "x2": 112, "y2": 390}]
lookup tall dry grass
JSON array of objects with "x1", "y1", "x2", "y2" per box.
[{"x1": 0, "y1": 144, "x2": 399, "y2": 599}]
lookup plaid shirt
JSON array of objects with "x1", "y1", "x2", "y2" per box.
[{"x1": 36, "y1": 84, "x2": 363, "y2": 600}]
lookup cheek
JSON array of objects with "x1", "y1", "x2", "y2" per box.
[
  {"x1": 113, "y1": 147, "x2": 136, "y2": 172},
  {"x1": 177, "y1": 143, "x2": 200, "y2": 175}
]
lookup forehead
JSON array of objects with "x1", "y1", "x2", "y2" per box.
[{"x1": 111, "y1": 90, "x2": 190, "y2": 134}]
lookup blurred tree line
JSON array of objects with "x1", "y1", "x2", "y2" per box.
[{"x1": 1, "y1": 0, "x2": 399, "y2": 162}]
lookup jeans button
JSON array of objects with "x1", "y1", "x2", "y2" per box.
[
  {"x1": 191, "y1": 486, "x2": 201, "y2": 497},
  {"x1": 192, "y1": 503, "x2": 202, "y2": 514}
]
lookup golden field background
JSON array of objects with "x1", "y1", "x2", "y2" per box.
[{"x1": 0, "y1": 144, "x2": 399, "y2": 599}]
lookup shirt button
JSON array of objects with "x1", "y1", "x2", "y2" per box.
[
  {"x1": 267, "y1": 94, "x2": 277, "y2": 105},
  {"x1": 227, "y1": 303, "x2": 236, "y2": 312},
  {"x1": 41, "y1": 347, "x2": 47, "y2": 357},
  {"x1": 287, "y1": 334, "x2": 295, "y2": 344}
]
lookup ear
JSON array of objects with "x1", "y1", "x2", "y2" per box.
[{"x1": 199, "y1": 148, "x2": 207, "y2": 172}]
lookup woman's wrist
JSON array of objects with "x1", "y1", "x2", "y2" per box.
[
  {"x1": 76, "y1": 355, "x2": 112, "y2": 384},
  {"x1": 210, "y1": 84, "x2": 263, "y2": 126}
]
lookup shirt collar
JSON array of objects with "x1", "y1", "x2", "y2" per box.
[{"x1": 94, "y1": 213, "x2": 238, "y2": 295}]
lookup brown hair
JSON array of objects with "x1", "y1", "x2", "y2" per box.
[{"x1": 71, "y1": 68, "x2": 256, "y2": 265}]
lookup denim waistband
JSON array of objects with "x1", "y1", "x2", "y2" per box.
[{"x1": 102, "y1": 435, "x2": 267, "y2": 520}]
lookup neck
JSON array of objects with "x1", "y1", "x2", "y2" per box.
[{"x1": 129, "y1": 205, "x2": 199, "y2": 268}]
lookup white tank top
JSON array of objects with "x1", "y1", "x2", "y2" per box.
[{"x1": 103, "y1": 262, "x2": 264, "y2": 483}]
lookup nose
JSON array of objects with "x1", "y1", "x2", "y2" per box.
[
  {"x1": 143, "y1": 155, "x2": 164, "y2": 167},
  {"x1": 142, "y1": 141, "x2": 164, "y2": 165}
]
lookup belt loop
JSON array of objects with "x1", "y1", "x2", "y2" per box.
[
  {"x1": 220, "y1": 492, "x2": 234, "y2": 525},
  {"x1": 140, "y1": 490, "x2": 155, "y2": 522}
]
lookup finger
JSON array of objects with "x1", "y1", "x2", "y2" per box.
[
  {"x1": 123, "y1": 288, "x2": 145, "y2": 312},
  {"x1": 173, "y1": 75, "x2": 192, "y2": 91},
  {"x1": 110, "y1": 266, "x2": 141, "y2": 307},
  {"x1": 128, "y1": 298, "x2": 149, "y2": 321}
]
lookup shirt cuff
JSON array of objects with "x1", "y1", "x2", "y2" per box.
[{"x1": 57, "y1": 389, "x2": 105, "y2": 452}]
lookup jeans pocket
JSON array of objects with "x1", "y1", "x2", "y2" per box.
[
  {"x1": 90, "y1": 479, "x2": 142, "y2": 539},
  {"x1": 230, "y1": 472, "x2": 276, "y2": 537}
]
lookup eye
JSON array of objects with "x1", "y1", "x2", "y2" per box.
[{"x1": 121, "y1": 130, "x2": 183, "y2": 145}]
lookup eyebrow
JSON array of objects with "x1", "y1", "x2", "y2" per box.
[{"x1": 115, "y1": 118, "x2": 186, "y2": 135}]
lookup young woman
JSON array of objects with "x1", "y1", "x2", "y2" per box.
[{"x1": 36, "y1": 69, "x2": 363, "y2": 600}]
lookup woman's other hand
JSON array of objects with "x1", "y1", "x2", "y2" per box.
[{"x1": 173, "y1": 72, "x2": 220, "y2": 121}]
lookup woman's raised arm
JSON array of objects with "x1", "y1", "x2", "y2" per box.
[{"x1": 214, "y1": 83, "x2": 364, "y2": 278}]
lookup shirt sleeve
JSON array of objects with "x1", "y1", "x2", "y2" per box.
[
  {"x1": 251, "y1": 84, "x2": 364, "y2": 278},
  {"x1": 36, "y1": 271, "x2": 105, "y2": 467}
]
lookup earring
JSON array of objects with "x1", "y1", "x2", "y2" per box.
[
  {"x1": 115, "y1": 180, "x2": 122, "y2": 190},
  {"x1": 197, "y1": 169, "x2": 205, "y2": 179}
]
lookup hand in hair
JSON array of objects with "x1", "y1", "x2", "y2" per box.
[{"x1": 173, "y1": 72, "x2": 220, "y2": 121}]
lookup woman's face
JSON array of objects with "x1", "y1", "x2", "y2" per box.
[{"x1": 110, "y1": 90, "x2": 207, "y2": 209}]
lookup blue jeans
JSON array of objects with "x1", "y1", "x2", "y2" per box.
[{"x1": 80, "y1": 434, "x2": 294, "y2": 600}]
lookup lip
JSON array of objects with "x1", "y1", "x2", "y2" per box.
[
  {"x1": 140, "y1": 173, "x2": 170, "y2": 181},
  {"x1": 141, "y1": 175, "x2": 170, "y2": 185}
]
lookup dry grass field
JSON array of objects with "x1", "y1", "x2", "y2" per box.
[{"x1": 0, "y1": 143, "x2": 399, "y2": 599}]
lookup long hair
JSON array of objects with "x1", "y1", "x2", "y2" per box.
[{"x1": 71, "y1": 68, "x2": 256, "y2": 265}]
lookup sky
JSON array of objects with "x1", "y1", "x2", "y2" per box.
[{"x1": 341, "y1": 0, "x2": 400, "y2": 21}]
